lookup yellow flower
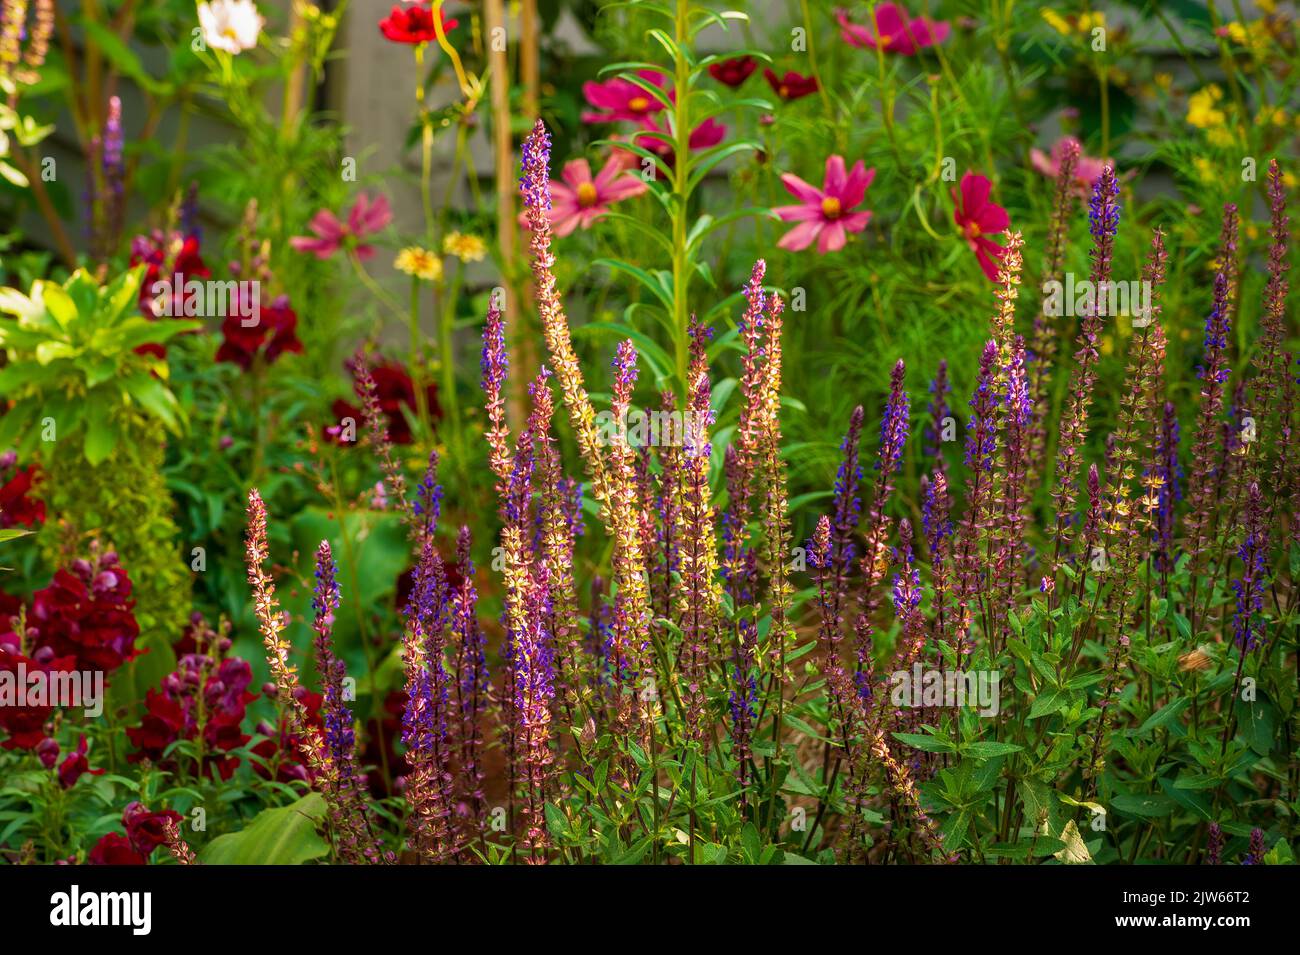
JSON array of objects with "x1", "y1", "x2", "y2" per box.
[
  {"x1": 1285, "y1": 172, "x2": 1298, "y2": 190},
  {"x1": 1256, "y1": 105, "x2": 1287, "y2": 127},
  {"x1": 1207, "y1": 126, "x2": 1235, "y2": 147},
  {"x1": 1192, "y1": 157, "x2": 1217, "y2": 183},
  {"x1": 1154, "y1": 72, "x2": 1173, "y2": 91},
  {"x1": 394, "y1": 246, "x2": 443, "y2": 282},
  {"x1": 1041, "y1": 9, "x2": 1071, "y2": 34},
  {"x1": 1186, "y1": 84, "x2": 1226, "y2": 129},
  {"x1": 1258, "y1": 0, "x2": 1276, "y2": 11},
  {"x1": 1225, "y1": 22, "x2": 1248, "y2": 44},
  {"x1": 1078, "y1": 11, "x2": 1105, "y2": 33},
  {"x1": 443, "y1": 231, "x2": 488, "y2": 263}
]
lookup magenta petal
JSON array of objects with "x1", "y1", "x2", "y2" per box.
[
  {"x1": 817, "y1": 221, "x2": 847, "y2": 253},
  {"x1": 823, "y1": 155, "x2": 848, "y2": 199},
  {"x1": 779, "y1": 172, "x2": 823, "y2": 205},
  {"x1": 777, "y1": 220, "x2": 823, "y2": 251},
  {"x1": 772, "y1": 203, "x2": 821, "y2": 223}
]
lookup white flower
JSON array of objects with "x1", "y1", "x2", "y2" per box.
[{"x1": 198, "y1": 0, "x2": 264, "y2": 55}]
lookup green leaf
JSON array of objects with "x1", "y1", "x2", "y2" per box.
[
  {"x1": 1028, "y1": 687, "x2": 1072, "y2": 720},
  {"x1": 1111, "y1": 793, "x2": 1176, "y2": 819},
  {"x1": 82, "y1": 402, "x2": 118, "y2": 466},
  {"x1": 1234, "y1": 697, "x2": 1276, "y2": 756},
  {"x1": 892, "y1": 731, "x2": 956, "y2": 754},
  {"x1": 962, "y1": 741, "x2": 1023, "y2": 759},
  {"x1": 200, "y1": 794, "x2": 329, "y2": 864},
  {"x1": 1137, "y1": 697, "x2": 1189, "y2": 735}
]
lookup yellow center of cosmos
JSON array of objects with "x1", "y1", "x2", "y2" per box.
[
  {"x1": 628, "y1": 96, "x2": 650, "y2": 112},
  {"x1": 821, "y1": 196, "x2": 842, "y2": 219},
  {"x1": 577, "y1": 182, "x2": 599, "y2": 208},
  {"x1": 964, "y1": 222, "x2": 981, "y2": 240}
]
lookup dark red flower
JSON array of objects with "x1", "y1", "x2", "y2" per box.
[
  {"x1": 0, "y1": 463, "x2": 45, "y2": 529},
  {"x1": 0, "y1": 647, "x2": 80, "y2": 749},
  {"x1": 330, "y1": 359, "x2": 440, "y2": 445},
  {"x1": 122, "y1": 801, "x2": 182, "y2": 856},
  {"x1": 87, "y1": 831, "x2": 147, "y2": 865},
  {"x1": 379, "y1": 4, "x2": 458, "y2": 44},
  {"x1": 126, "y1": 652, "x2": 255, "y2": 781},
  {"x1": 764, "y1": 68, "x2": 819, "y2": 101},
  {"x1": 58, "y1": 734, "x2": 103, "y2": 788},
  {"x1": 709, "y1": 56, "x2": 757, "y2": 88},
  {"x1": 215, "y1": 293, "x2": 303, "y2": 370},
  {"x1": 128, "y1": 231, "x2": 212, "y2": 359},
  {"x1": 29, "y1": 555, "x2": 140, "y2": 674}
]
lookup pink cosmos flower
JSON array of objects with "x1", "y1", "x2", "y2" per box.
[
  {"x1": 290, "y1": 192, "x2": 392, "y2": 261},
  {"x1": 581, "y1": 70, "x2": 669, "y2": 124},
  {"x1": 952, "y1": 172, "x2": 1009, "y2": 281},
  {"x1": 837, "y1": 4, "x2": 950, "y2": 55},
  {"x1": 1030, "y1": 136, "x2": 1109, "y2": 197},
  {"x1": 525, "y1": 155, "x2": 649, "y2": 237},
  {"x1": 633, "y1": 116, "x2": 727, "y2": 158},
  {"x1": 773, "y1": 155, "x2": 875, "y2": 254}
]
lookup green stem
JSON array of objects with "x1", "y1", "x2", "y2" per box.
[{"x1": 671, "y1": 0, "x2": 692, "y2": 392}]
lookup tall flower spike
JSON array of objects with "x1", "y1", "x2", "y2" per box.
[
  {"x1": 481, "y1": 291, "x2": 514, "y2": 496},
  {"x1": 246, "y1": 491, "x2": 392, "y2": 863},
  {"x1": 924, "y1": 362, "x2": 951, "y2": 471},
  {"x1": 721, "y1": 260, "x2": 769, "y2": 598},
  {"x1": 312, "y1": 541, "x2": 385, "y2": 864},
  {"x1": 450, "y1": 525, "x2": 488, "y2": 843},
  {"x1": 953, "y1": 341, "x2": 1000, "y2": 660},
  {"x1": 1184, "y1": 232, "x2": 1235, "y2": 593},
  {"x1": 520, "y1": 120, "x2": 651, "y2": 735},
  {"x1": 1046, "y1": 166, "x2": 1120, "y2": 587},
  {"x1": 349, "y1": 352, "x2": 411, "y2": 525},
  {"x1": 1231, "y1": 482, "x2": 1268, "y2": 653},
  {"x1": 676, "y1": 317, "x2": 720, "y2": 741}
]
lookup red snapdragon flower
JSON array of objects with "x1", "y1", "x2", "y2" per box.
[
  {"x1": 581, "y1": 70, "x2": 669, "y2": 123},
  {"x1": 123, "y1": 801, "x2": 183, "y2": 856},
  {"x1": 0, "y1": 647, "x2": 78, "y2": 749},
  {"x1": 126, "y1": 651, "x2": 256, "y2": 781},
  {"x1": 331, "y1": 359, "x2": 441, "y2": 445},
  {"x1": 379, "y1": 4, "x2": 458, "y2": 44},
  {"x1": 214, "y1": 293, "x2": 304, "y2": 370},
  {"x1": 30, "y1": 554, "x2": 140, "y2": 674},
  {"x1": 58, "y1": 734, "x2": 103, "y2": 789},
  {"x1": 128, "y1": 231, "x2": 212, "y2": 359},
  {"x1": 837, "y1": 4, "x2": 950, "y2": 55},
  {"x1": 0, "y1": 455, "x2": 45, "y2": 529},
  {"x1": 764, "y1": 68, "x2": 819, "y2": 101},
  {"x1": 709, "y1": 56, "x2": 757, "y2": 88},
  {"x1": 952, "y1": 171, "x2": 1010, "y2": 281},
  {"x1": 87, "y1": 832, "x2": 147, "y2": 865}
]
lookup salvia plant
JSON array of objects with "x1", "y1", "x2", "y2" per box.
[{"x1": 231, "y1": 126, "x2": 1296, "y2": 865}]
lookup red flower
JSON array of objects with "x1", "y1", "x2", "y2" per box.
[
  {"x1": 29, "y1": 555, "x2": 140, "y2": 674},
  {"x1": 764, "y1": 68, "x2": 819, "y2": 101},
  {"x1": 58, "y1": 734, "x2": 103, "y2": 789},
  {"x1": 128, "y1": 231, "x2": 212, "y2": 359},
  {"x1": 87, "y1": 832, "x2": 147, "y2": 865},
  {"x1": 0, "y1": 648, "x2": 78, "y2": 750},
  {"x1": 952, "y1": 171, "x2": 1010, "y2": 281},
  {"x1": 379, "y1": 4, "x2": 458, "y2": 44},
  {"x1": 215, "y1": 293, "x2": 304, "y2": 370},
  {"x1": 0, "y1": 461, "x2": 45, "y2": 529},
  {"x1": 331, "y1": 359, "x2": 440, "y2": 445},
  {"x1": 709, "y1": 56, "x2": 757, "y2": 88},
  {"x1": 126, "y1": 650, "x2": 256, "y2": 781},
  {"x1": 123, "y1": 801, "x2": 182, "y2": 856}
]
